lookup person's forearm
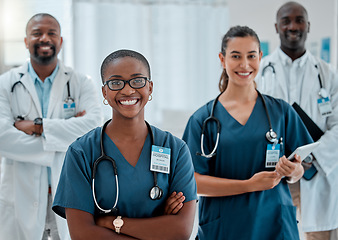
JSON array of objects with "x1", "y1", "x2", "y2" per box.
[
  {"x1": 70, "y1": 224, "x2": 136, "y2": 240},
  {"x1": 195, "y1": 171, "x2": 282, "y2": 197},
  {"x1": 195, "y1": 173, "x2": 251, "y2": 197},
  {"x1": 100, "y1": 201, "x2": 196, "y2": 240},
  {"x1": 66, "y1": 208, "x2": 136, "y2": 240}
]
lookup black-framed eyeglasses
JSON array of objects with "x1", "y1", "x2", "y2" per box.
[{"x1": 104, "y1": 77, "x2": 150, "y2": 91}]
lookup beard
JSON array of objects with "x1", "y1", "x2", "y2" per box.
[{"x1": 32, "y1": 43, "x2": 57, "y2": 65}]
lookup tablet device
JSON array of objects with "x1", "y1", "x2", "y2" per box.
[{"x1": 288, "y1": 142, "x2": 320, "y2": 161}]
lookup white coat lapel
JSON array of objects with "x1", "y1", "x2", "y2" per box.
[
  {"x1": 300, "y1": 56, "x2": 318, "y2": 110},
  {"x1": 47, "y1": 63, "x2": 71, "y2": 118},
  {"x1": 270, "y1": 49, "x2": 289, "y2": 100},
  {"x1": 18, "y1": 64, "x2": 43, "y2": 117}
]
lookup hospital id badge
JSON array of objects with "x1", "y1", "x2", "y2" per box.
[
  {"x1": 317, "y1": 97, "x2": 333, "y2": 117},
  {"x1": 265, "y1": 144, "x2": 280, "y2": 168},
  {"x1": 150, "y1": 146, "x2": 171, "y2": 174},
  {"x1": 63, "y1": 99, "x2": 76, "y2": 119}
]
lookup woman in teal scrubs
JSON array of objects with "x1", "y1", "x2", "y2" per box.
[
  {"x1": 182, "y1": 26, "x2": 313, "y2": 240},
  {"x1": 53, "y1": 50, "x2": 197, "y2": 239}
]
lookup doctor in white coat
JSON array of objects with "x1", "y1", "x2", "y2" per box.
[
  {"x1": 256, "y1": 2, "x2": 338, "y2": 239},
  {"x1": 0, "y1": 13, "x2": 102, "y2": 240}
]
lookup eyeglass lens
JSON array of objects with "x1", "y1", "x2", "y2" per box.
[{"x1": 106, "y1": 77, "x2": 147, "y2": 90}]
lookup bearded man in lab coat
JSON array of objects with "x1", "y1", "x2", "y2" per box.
[
  {"x1": 0, "y1": 13, "x2": 102, "y2": 240},
  {"x1": 256, "y1": 2, "x2": 338, "y2": 240}
]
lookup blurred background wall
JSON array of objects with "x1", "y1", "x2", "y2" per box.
[{"x1": 1, "y1": 0, "x2": 337, "y2": 138}]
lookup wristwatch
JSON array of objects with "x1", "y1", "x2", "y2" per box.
[
  {"x1": 33, "y1": 117, "x2": 43, "y2": 135},
  {"x1": 34, "y1": 117, "x2": 43, "y2": 126},
  {"x1": 113, "y1": 216, "x2": 124, "y2": 234}
]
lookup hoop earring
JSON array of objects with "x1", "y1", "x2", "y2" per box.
[
  {"x1": 148, "y1": 94, "x2": 153, "y2": 101},
  {"x1": 103, "y1": 98, "x2": 108, "y2": 105}
]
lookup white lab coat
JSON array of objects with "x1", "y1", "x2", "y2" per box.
[
  {"x1": 256, "y1": 48, "x2": 338, "y2": 232},
  {"x1": 0, "y1": 60, "x2": 102, "y2": 240}
]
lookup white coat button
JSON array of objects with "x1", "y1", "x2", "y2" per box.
[{"x1": 34, "y1": 202, "x2": 38, "y2": 207}]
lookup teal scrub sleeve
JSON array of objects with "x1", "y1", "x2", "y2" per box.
[
  {"x1": 168, "y1": 142, "x2": 197, "y2": 203},
  {"x1": 182, "y1": 103, "x2": 216, "y2": 175},
  {"x1": 53, "y1": 145, "x2": 95, "y2": 218}
]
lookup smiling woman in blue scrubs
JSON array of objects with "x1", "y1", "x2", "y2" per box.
[
  {"x1": 52, "y1": 49, "x2": 197, "y2": 239},
  {"x1": 182, "y1": 26, "x2": 313, "y2": 240}
]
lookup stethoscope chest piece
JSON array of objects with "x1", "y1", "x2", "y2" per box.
[
  {"x1": 92, "y1": 120, "x2": 164, "y2": 216},
  {"x1": 319, "y1": 88, "x2": 328, "y2": 98},
  {"x1": 266, "y1": 129, "x2": 278, "y2": 143},
  {"x1": 150, "y1": 185, "x2": 163, "y2": 200}
]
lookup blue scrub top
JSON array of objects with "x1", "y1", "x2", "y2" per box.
[
  {"x1": 53, "y1": 124, "x2": 197, "y2": 219},
  {"x1": 182, "y1": 94, "x2": 313, "y2": 240}
]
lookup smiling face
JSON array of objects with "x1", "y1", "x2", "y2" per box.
[
  {"x1": 219, "y1": 36, "x2": 262, "y2": 88},
  {"x1": 102, "y1": 56, "x2": 153, "y2": 120},
  {"x1": 24, "y1": 15, "x2": 63, "y2": 65},
  {"x1": 275, "y1": 2, "x2": 310, "y2": 56}
]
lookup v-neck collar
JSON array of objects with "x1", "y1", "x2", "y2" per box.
[
  {"x1": 103, "y1": 131, "x2": 151, "y2": 169},
  {"x1": 218, "y1": 96, "x2": 260, "y2": 128}
]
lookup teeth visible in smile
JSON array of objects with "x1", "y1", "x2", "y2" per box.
[
  {"x1": 120, "y1": 99, "x2": 137, "y2": 105},
  {"x1": 238, "y1": 72, "x2": 250, "y2": 76},
  {"x1": 40, "y1": 46, "x2": 51, "y2": 51}
]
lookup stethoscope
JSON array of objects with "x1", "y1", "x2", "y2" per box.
[
  {"x1": 314, "y1": 64, "x2": 329, "y2": 98},
  {"x1": 261, "y1": 62, "x2": 328, "y2": 99},
  {"x1": 11, "y1": 78, "x2": 33, "y2": 120},
  {"x1": 197, "y1": 90, "x2": 280, "y2": 158},
  {"x1": 11, "y1": 77, "x2": 73, "y2": 120},
  {"x1": 261, "y1": 62, "x2": 275, "y2": 83},
  {"x1": 92, "y1": 120, "x2": 163, "y2": 215}
]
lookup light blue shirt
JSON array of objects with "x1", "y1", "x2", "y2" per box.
[
  {"x1": 28, "y1": 62, "x2": 59, "y2": 118},
  {"x1": 28, "y1": 62, "x2": 59, "y2": 186}
]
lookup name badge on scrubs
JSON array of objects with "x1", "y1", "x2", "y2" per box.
[
  {"x1": 265, "y1": 144, "x2": 280, "y2": 168},
  {"x1": 317, "y1": 97, "x2": 333, "y2": 117},
  {"x1": 63, "y1": 98, "x2": 76, "y2": 119},
  {"x1": 150, "y1": 146, "x2": 171, "y2": 174}
]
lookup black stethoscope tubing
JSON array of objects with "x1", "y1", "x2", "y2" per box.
[
  {"x1": 197, "y1": 94, "x2": 221, "y2": 158},
  {"x1": 11, "y1": 79, "x2": 32, "y2": 120},
  {"x1": 11, "y1": 78, "x2": 73, "y2": 120},
  {"x1": 92, "y1": 120, "x2": 163, "y2": 215},
  {"x1": 197, "y1": 90, "x2": 278, "y2": 158},
  {"x1": 262, "y1": 62, "x2": 327, "y2": 98},
  {"x1": 261, "y1": 62, "x2": 276, "y2": 77}
]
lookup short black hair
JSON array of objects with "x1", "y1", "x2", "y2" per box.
[
  {"x1": 100, "y1": 49, "x2": 151, "y2": 84},
  {"x1": 276, "y1": 1, "x2": 308, "y2": 22},
  {"x1": 26, "y1": 13, "x2": 61, "y2": 35}
]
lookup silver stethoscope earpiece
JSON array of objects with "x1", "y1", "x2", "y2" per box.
[
  {"x1": 92, "y1": 120, "x2": 163, "y2": 215},
  {"x1": 198, "y1": 90, "x2": 279, "y2": 158}
]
